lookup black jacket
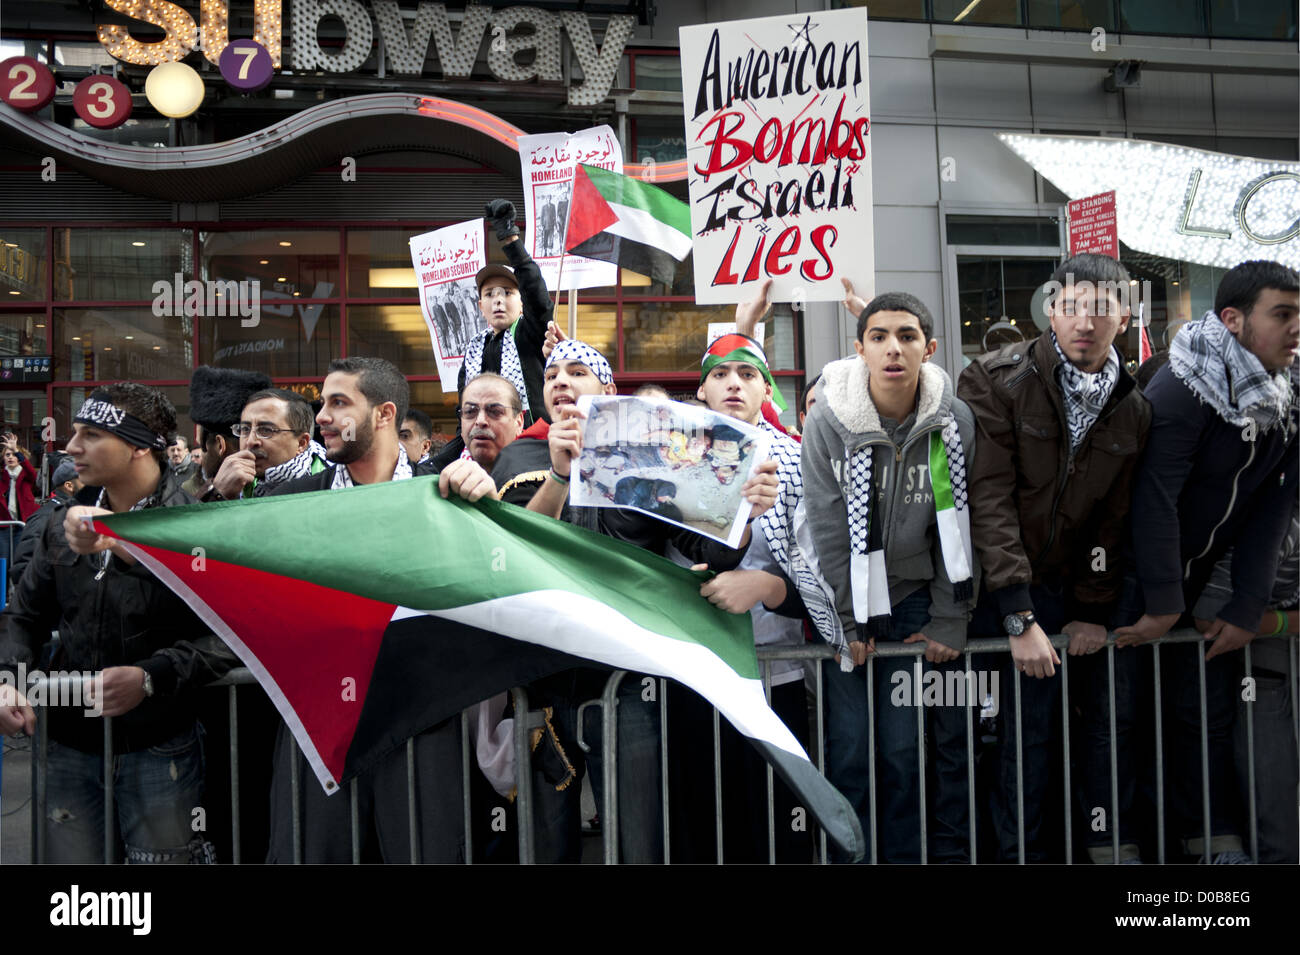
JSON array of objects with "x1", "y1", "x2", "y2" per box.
[
  {"x1": 1132, "y1": 361, "x2": 1298, "y2": 630},
  {"x1": 8, "y1": 489, "x2": 74, "y2": 587},
  {"x1": 0, "y1": 469, "x2": 238, "y2": 753},
  {"x1": 455, "y1": 240, "x2": 552, "y2": 426}
]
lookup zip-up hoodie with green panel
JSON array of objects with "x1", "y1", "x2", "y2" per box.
[{"x1": 801, "y1": 357, "x2": 978, "y2": 651}]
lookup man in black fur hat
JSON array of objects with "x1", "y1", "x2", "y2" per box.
[{"x1": 187, "y1": 366, "x2": 272, "y2": 502}]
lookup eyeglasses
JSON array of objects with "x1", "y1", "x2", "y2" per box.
[
  {"x1": 459, "y1": 402, "x2": 515, "y2": 421},
  {"x1": 480, "y1": 286, "x2": 519, "y2": 300},
  {"x1": 232, "y1": 423, "x2": 299, "y2": 439}
]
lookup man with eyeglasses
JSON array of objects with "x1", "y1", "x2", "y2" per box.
[
  {"x1": 208, "y1": 388, "x2": 328, "y2": 500},
  {"x1": 458, "y1": 374, "x2": 525, "y2": 472}
]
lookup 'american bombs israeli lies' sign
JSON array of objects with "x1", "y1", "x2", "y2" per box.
[{"x1": 680, "y1": 9, "x2": 874, "y2": 305}]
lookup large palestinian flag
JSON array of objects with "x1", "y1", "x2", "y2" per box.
[
  {"x1": 564, "y1": 163, "x2": 693, "y2": 285},
  {"x1": 95, "y1": 478, "x2": 861, "y2": 860}
]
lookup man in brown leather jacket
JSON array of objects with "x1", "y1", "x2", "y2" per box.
[{"x1": 957, "y1": 252, "x2": 1151, "y2": 862}]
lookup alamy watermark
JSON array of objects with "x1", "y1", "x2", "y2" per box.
[
  {"x1": 152, "y1": 273, "x2": 260, "y2": 327},
  {"x1": 890, "y1": 667, "x2": 999, "y2": 717},
  {"x1": 1042, "y1": 274, "x2": 1154, "y2": 323},
  {"x1": 0, "y1": 663, "x2": 104, "y2": 717}
]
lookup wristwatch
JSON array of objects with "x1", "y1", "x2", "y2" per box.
[
  {"x1": 1002, "y1": 611, "x2": 1037, "y2": 637},
  {"x1": 141, "y1": 670, "x2": 155, "y2": 698}
]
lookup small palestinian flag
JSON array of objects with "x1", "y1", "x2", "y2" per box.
[
  {"x1": 564, "y1": 164, "x2": 693, "y2": 285},
  {"x1": 96, "y1": 478, "x2": 862, "y2": 860}
]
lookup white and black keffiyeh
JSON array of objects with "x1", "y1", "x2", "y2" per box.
[
  {"x1": 1051, "y1": 331, "x2": 1119, "y2": 451},
  {"x1": 546, "y1": 339, "x2": 614, "y2": 385},
  {"x1": 259, "y1": 440, "x2": 328, "y2": 492},
  {"x1": 330, "y1": 444, "x2": 413, "y2": 489},
  {"x1": 1169, "y1": 310, "x2": 1295, "y2": 435},
  {"x1": 464, "y1": 325, "x2": 530, "y2": 417},
  {"x1": 846, "y1": 417, "x2": 973, "y2": 652},
  {"x1": 754, "y1": 420, "x2": 845, "y2": 656}
]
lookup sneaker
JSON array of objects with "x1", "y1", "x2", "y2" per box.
[{"x1": 1205, "y1": 850, "x2": 1253, "y2": 864}]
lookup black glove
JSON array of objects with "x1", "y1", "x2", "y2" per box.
[{"x1": 484, "y1": 199, "x2": 520, "y2": 242}]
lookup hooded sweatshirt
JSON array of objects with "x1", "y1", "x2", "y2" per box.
[{"x1": 801, "y1": 358, "x2": 978, "y2": 650}]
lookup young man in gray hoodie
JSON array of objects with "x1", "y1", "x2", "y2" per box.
[{"x1": 801, "y1": 291, "x2": 978, "y2": 863}]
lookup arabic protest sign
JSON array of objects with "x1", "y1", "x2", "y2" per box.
[
  {"x1": 680, "y1": 9, "x2": 873, "y2": 305},
  {"x1": 1067, "y1": 190, "x2": 1119, "y2": 258},
  {"x1": 571, "y1": 395, "x2": 771, "y2": 548},
  {"x1": 517, "y1": 125, "x2": 623, "y2": 291},
  {"x1": 409, "y1": 220, "x2": 488, "y2": 392}
]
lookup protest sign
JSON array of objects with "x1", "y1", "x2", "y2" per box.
[
  {"x1": 680, "y1": 9, "x2": 873, "y2": 304},
  {"x1": 518, "y1": 125, "x2": 623, "y2": 291},
  {"x1": 571, "y1": 395, "x2": 771, "y2": 548},
  {"x1": 409, "y1": 220, "x2": 488, "y2": 392}
]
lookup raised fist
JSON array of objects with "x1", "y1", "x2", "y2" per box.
[{"x1": 484, "y1": 199, "x2": 520, "y2": 241}]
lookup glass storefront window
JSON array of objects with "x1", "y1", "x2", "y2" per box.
[
  {"x1": 201, "y1": 229, "x2": 340, "y2": 300},
  {"x1": 0, "y1": 313, "x2": 50, "y2": 360},
  {"x1": 1120, "y1": 0, "x2": 1207, "y2": 34},
  {"x1": 625, "y1": 255, "x2": 696, "y2": 299},
  {"x1": 932, "y1": 0, "x2": 1022, "y2": 24},
  {"x1": 632, "y1": 118, "x2": 688, "y2": 166},
  {"x1": 631, "y1": 53, "x2": 682, "y2": 93},
  {"x1": 0, "y1": 228, "x2": 46, "y2": 301},
  {"x1": 955, "y1": 255, "x2": 1059, "y2": 367},
  {"x1": 60, "y1": 228, "x2": 191, "y2": 302},
  {"x1": 1028, "y1": 0, "x2": 1115, "y2": 29},
  {"x1": 348, "y1": 304, "x2": 439, "y2": 377},
  {"x1": 1210, "y1": 0, "x2": 1296, "y2": 38},
  {"x1": 54, "y1": 308, "x2": 194, "y2": 382},
  {"x1": 557, "y1": 303, "x2": 619, "y2": 368},
  {"x1": 199, "y1": 305, "x2": 340, "y2": 378},
  {"x1": 408, "y1": 380, "x2": 460, "y2": 437},
  {"x1": 347, "y1": 229, "x2": 421, "y2": 298},
  {"x1": 947, "y1": 216, "x2": 1061, "y2": 247}
]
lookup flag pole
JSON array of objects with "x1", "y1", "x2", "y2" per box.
[{"x1": 556, "y1": 170, "x2": 579, "y2": 340}]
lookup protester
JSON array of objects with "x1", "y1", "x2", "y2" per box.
[
  {"x1": 8, "y1": 458, "x2": 82, "y2": 587},
  {"x1": 265, "y1": 357, "x2": 497, "y2": 864},
  {"x1": 1112, "y1": 259, "x2": 1298, "y2": 863},
  {"x1": 186, "y1": 366, "x2": 273, "y2": 501},
  {"x1": 957, "y1": 253, "x2": 1151, "y2": 863},
  {"x1": 804, "y1": 288, "x2": 978, "y2": 863},
  {"x1": 168, "y1": 434, "x2": 198, "y2": 484},
  {"x1": 668, "y1": 283, "x2": 822, "y2": 862},
  {"x1": 1192, "y1": 496, "x2": 1298, "y2": 863},
  {"x1": 0, "y1": 383, "x2": 237, "y2": 863},
  {"x1": 799, "y1": 374, "x2": 820, "y2": 433},
  {"x1": 458, "y1": 374, "x2": 524, "y2": 471},
  {"x1": 1, "y1": 431, "x2": 39, "y2": 523},
  {"x1": 448, "y1": 199, "x2": 552, "y2": 447},
  {"x1": 492, "y1": 338, "x2": 779, "y2": 862},
  {"x1": 399, "y1": 408, "x2": 435, "y2": 465},
  {"x1": 208, "y1": 388, "x2": 327, "y2": 499}
]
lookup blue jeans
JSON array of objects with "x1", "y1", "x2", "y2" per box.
[
  {"x1": 44, "y1": 721, "x2": 213, "y2": 864},
  {"x1": 823, "y1": 588, "x2": 952, "y2": 863},
  {"x1": 1082, "y1": 573, "x2": 1243, "y2": 859},
  {"x1": 970, "y1": 583, "x2": 1067, "y2": 863},
  {"x1": 529, "y1": 669, "x2": 663, "y2": 864}
]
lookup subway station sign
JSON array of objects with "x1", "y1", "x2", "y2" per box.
[{"x1": 96, "y1": 1, "x2": 635, "y2": 106}]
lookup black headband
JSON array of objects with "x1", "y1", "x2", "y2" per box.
[{"x1": 74, "y1": 398, "x2": 168, "y2": 451}]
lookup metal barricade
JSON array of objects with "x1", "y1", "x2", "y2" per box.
[{"x1": 11, "y1": 629, "x2": 1300, "y2": 864}]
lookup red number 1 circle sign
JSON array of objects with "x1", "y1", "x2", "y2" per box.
[
  {"x1": 73, "y1": 75, "x2": 133, "y2": 129},
  {"x1": 0, "y1": 57, "x2": 56, "y2": 112}
]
